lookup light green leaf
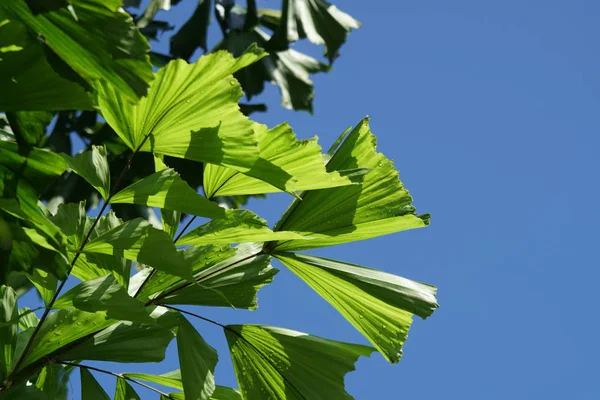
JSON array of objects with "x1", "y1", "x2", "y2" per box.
[
  {"x1": 204, "y1": 123, "x2": 355, "y2": 197},
  {"x1": 60, "y1": 317, "x2": 175, "y2": 363},
  {"x1": 64, "y1": 146, "x2": 110, "y2": 200},
  {"x1": 123, "y1": 370, "x2": 183, "y2": 391},
  {"x1": 154, "y1": 155, "x2": 181, "y2": 239},
  {"x1": 80, "y1": 368, "x2": 110, "y2": 400},
  {"x1": 0, "y1": 19, "x2": 93, "y2": 111},
  {"x1": 96, "y1": 45, "x2": 267, "y2": 173},
  {"x1": 176, "y1": 210, "x2": 305, "y2": 247},
  {"x1": 177, "y1": 318, "x2": 218, "y2": 400},
  {"x1": 273, "y1": 118, "x2": 430, "y2": 251},
  {"x1": 17, "y1": 307, "x2": 39, "y2": 330},
  {"x1": 53, "y1": 275, "x2": 154, "y2": 323},
  {"x1": 160, "y1": 250, "x2": 277, "y2": 310},
  {"x1": 268, "y1": 0, "x2": 360, "y2": 62},
  {"x1": 0, "y1": 0, "x2": 153, "y2": 103},
  {"x1": 225, "y1": 325, "x2": 374, "y2": 400},
  {"x1": 83, "y1": 218, "x2": 193, "y2": 280},
  {"x1": 275, "y1": 252, "x2": 438, "y2": 363},
  {"x1": 0, "y1": 286, "x2": 18, "y2": 381},
  {"x1": 111, "y1": 168, "x2": 227, "y2": 220},
  {"x1": 115, "y1": 377, "x2": 141, "y2": 400},
  {"x1": 17, "y1": 309, "x2": 114, "y2": 369}
]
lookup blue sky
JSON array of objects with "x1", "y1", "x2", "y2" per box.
[{"x1": 22, "y1": 0, "x2": 600, "y2": 398}]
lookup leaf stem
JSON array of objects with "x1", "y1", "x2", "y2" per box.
[
  {"x1": 6, "y1": 135, "x2": 151, "y2": 387},
  {"x1": 59, "y1": 361, "x2": 171, "y2": 397},
  {"x1": 161, "y1": 305, "x2": 225, "y2": 328}
]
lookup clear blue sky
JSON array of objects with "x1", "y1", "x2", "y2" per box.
[{"x1": 23, "y1": 0, "x2": 600, "y2": 398}]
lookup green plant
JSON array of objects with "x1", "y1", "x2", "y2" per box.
[{"x1": 0, "y1": 1, "x2": 438, "y2": 398}]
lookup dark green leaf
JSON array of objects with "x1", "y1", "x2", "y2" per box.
[
  {"x1": 64, "y1": 146, "x2": 111, "y2": 200},
  {"x1": 177, "y1": 318, "x2": 218, "y2": 400},
  {"x1": 35, "y1": 364, "x2": 70, "y2": 400},
  {"x1": 170, "y1": 0, "x2": 211, "y2": 59},
  {"x1": 80, "y1": 368, "x2": 110, "y2": 400},
  {"x1": 5, "y1": 111, "x2": 53, "y2": 150},
  {"x1": 0, "y1": 286, "x2": 18, "y2": 382}
]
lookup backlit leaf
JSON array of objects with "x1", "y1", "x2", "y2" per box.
[
  {"x1": 64, "y1": 146, "x2": 110, "y2": 200},
  {"x1": 0, "y1": 286, "x2": 18, "y2": 382},
  {"x1": 225, "y1": 325, "x2": 373, "y2": 400},
  {"x1": 80, "y1": 368, "x2": 110, "y2": 400},
  {"x1": 114, "y1": 377, "x2": 141, "y2": 400}
]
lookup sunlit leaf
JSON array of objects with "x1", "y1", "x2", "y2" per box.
[
  {"x1": 27, "y1": 267, "x2": 57, "y2": 306},
  {"x1": 83, "y1": 218, "x2": 193, "y2": 280},
  {"x1": 176, "y1": 209, "x2": 305, "y2": 247},
  {"x1": 111, "y1": 168, "x2": 227, "y2": 220},
  {"x1": 16, "y1": 307, "x2": 39, "y2": 330},
  {"x1": 204, "y1": 123, "x2": 355, "y2": 197},
  {"x1": 124, "y1": 370, "x2": 183, "y2": 390},
  {"x1": 80, "y1": 368, "x2": 110, "y2": 400},
  {"x1": 273, "y1": 118, "x2": 429, "y2": 251},
  {"x1": 275, "y1": 252, "x2": 438, "y2": 363},
  {"x1": 0, "y1": 0, "x2": 153, "y2": 103},
  {"x1": 177, "y1": 318, "x2": 218, "y2": 400},
  {"x1": 225, "y1": 325, "x2": 373, "y2": 399},
  {"x1": 64, "y1": 146, "x2": 111, "y2": 200},
  {"x1": 54, "y1": 275, "x2": 154, "y2": 323}
]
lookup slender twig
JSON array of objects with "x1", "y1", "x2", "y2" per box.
[
  {"x1": 59, "y1": 362, "x2": 170, "y2": 397},
  {"x1": 162, "y1": 305, "x2": 225, "y2": 328},
  {"x1": 133, "y1": 214, "x2": 197, "y2": 298},
  {"x1": 7, "y1": 135, "x2": 151, "y2": 384}
]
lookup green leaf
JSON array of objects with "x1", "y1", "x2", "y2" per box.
[
  {"x1": 60, "y1": 311, "x2": 176, "y2": 363},
  {"x1": 0, "y1": 0, "x2": 153, "y2": 103},
  {"x1": 275, "y1": 252, "x2": 438, "y2": 363},
  {"x1": 0, "y1": 20, "x2": 93, "y2": 111},
  {"x1": 204, "y1": 123, "x2": 355, "y2": 197},
  {"x1": 176, "y1": 209, "x2": 305, "y2": 247},
  {"x1": 115, "y1": 377, "x2": 141, "y2": 400},
  {"x1": 35, "y1": 364, "x2": 70, "y2": 400},
  {"x1": 51, "y1": 203, "x2": 131, "y2": 287},
  {"x1": 0, "y1": 286, "x2": 18, "y2": 381},
  {"x1": 177, "y1": 318, "x2": 218, "y2": 400},
  {"x1": 268, "y1": 0, "x2": 360, "y2": 62},
  {"x1": 0, "y1": 141, "x2": 68, "y2": 193},
  {"x1": 111, "y1": 168, "x2": 227, "y2": 220},
  {"x1": 54, "y1": 275, "x2": 154, "y2": 323},
  {"x1": 17, "y1": 307, "x2": 39, "y2": 330},
  {"x1": 223, "y1": 27, "x2": 329, "y2": 112},
  {"x1": 27, "y1": 267, "x2": 57, "y2": 306},
  {"x1": 225, "y1": 325, "x2": 374, "y2": 400},
  {"x1": 273, "y1": 118, "x2": 430, "y2": 251},
  {"x1": 64, "y1": 146, "x2": 111, "y2": 200},
  {"x1": 160, "y1": 250, "x2": 277, "y2": 310},
  {"x1": 17, "y1": 309, "x2": 114, "y2": 369},
  {"x1": 211, "y1": 386, "x2": 242, "y2": 400},
  {"x1": 170, "y1": 0, "x2": 211, "y2": 59},
  {"x1": 5, "y1": 111, "x2": 53, "y2": 150},
  {"x1": 123, "y1": 370, "x2": 183, "y2": 391},
  {"x1": 83, "y1": 218, "x2": 193, "y2": 280},
  {"x1": 96, "y1": 45, "x2": 266, "y2": 172},
  {"x1": 80, "y1": 368, "x2": 110, "y2": 400},
  {"x1": 153, "y1": 155, "x2": 181, "y2": 239},
  {"x1": 131, "y1": 244, "x2": 237, "y2": 302}
]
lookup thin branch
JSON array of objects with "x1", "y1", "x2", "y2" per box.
[
  {"x1": 59, "y1": 362, "x2": 170, "y2": 397},
  {"x1": 162, "y1": 305, "x2": 225, "y2": 328},
  {"x1": 8, "y1": 135, "x2": 151, "y2": 383}
]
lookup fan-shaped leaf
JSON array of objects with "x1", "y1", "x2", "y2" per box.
[
  {"x1": 273, "y1": 118, "x2": 429, "y2": 251},
  {"x1": 275, "y1": 252, "x2": 438, "y2": 363},
  {"x1": 225, "y1": 325, "x2": 373, "y2": 400}
]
